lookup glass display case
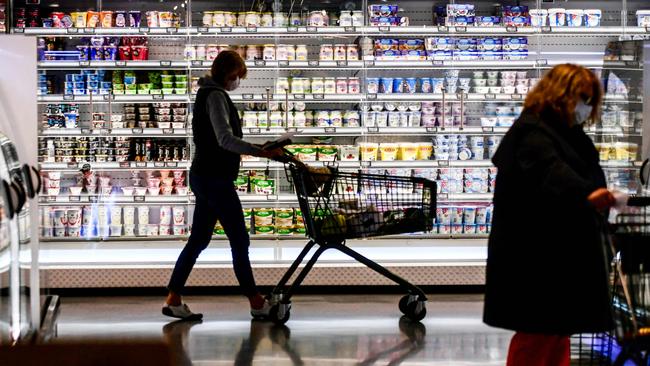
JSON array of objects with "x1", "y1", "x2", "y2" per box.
[{"x1": 7, "y1": 0, "x2": 650, "y2": 287}]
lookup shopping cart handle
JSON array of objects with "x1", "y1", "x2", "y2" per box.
[{"x1": 626, "y1": 196, "x2": 650, "y2": 207}]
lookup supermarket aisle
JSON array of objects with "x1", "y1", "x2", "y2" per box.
[{"x1": 55, "y1": 294, "x2": 511, "y2": 365}]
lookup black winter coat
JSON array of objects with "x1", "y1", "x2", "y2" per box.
[{"x1": 483, "y1": 110, "x2": 612, "y2": 335}]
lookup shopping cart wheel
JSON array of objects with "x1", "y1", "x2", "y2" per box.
[
  {"x1": 399, "y1": 295, "x2": 427, "y2": 322},
  {"x1": 269, "y1": 303, "x2": 291, "y2": 325}
]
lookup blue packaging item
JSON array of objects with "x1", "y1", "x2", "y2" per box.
[
  {"x1": 87, "y1": 81, "x2": 100, "y2": 89},
  {"x1": 398, "y1": 39, "x2": 425, "y2": 50},
  {"x1": 39, "y1": 75, "x2": 48, "y2": 83},
  {"x1": 369, "y1": 4, "x2": 399, "y2": 17},
  {"x1": 447, "y1": 16, "x2": 475, "y2": 26},
  {"x1": 73, "y1": 81, "x2": 86, "y2": 89},
  {"x1": 77, "y1": 46, "x2": 89, "y2": 61},
  {"x1": 431, "y1": 78, "x2": 445, "y2": 93},
  {"x1": 405, "y1": 78, "x2": 417, "y2": 93},
  {"x1": 478, "y1": 37, "x2": 502, "y2": 51},
  {"x1": 434, "y1": 5, "x2": 446, "y2": 16},
  {"x1": 124, "y1": 76, "x2": 137, "y2": 85},
  {"x1": 375, "y1": 38, "x2": 399, "y2": 50},
  {"x1": 504, "y1": 16, "x2": 531, "y2": 27},
  {"x1": 393, "y1": 78, "x2": 405, "y2": 93},
  {"x1": 73, "y1": 89, "x2": 86, "y2": 95},
  {"x1": 38, "y1": 81, "x2": 49, "y2": 89},
  {"x1": 401, "y1": 50, "x2": 427, "y2": 59},
  {"x1": 101, "y1": 82, "x2": 112, "y2": 89},
  {"x1": 96, "y1": 70, "x2": 107, "y2": 80},
  {"x1": 453, "y1": 50, "x2": 479, "y2": 60},
  {"x1": 475, "y1": 16, "x2": 501, "y2": 26},
  {"x1": 446, "y1": 4, "x2": 475, "y2": 17},
  {"x1": 502, "y1": 37, "x2": 528, "y2": 51},
  {"x1": 428, "y1": 50, "x2": 453, "y2": 60},
  {"x1": 103, "y1": 45, "x2": 118, "y2": 61},
  {"x1": 456, "y1": 38, "x2": 478, "y2": 51},
  {"x1": 503, "y1": 6, "x2": 529, "y2": 17},
  {"x1": 375, "y1": 49, "x2": 401, "y2": 59},
  {"x1": 100, "y1": 89, "x2": 111, "y2": 95},
  {"x1": 420, "y1": 78, "x2": 432, "y2": 93},
  {"x1": 64, "y1": 113, "x2": 78, "y2": 129},
  {"x1": 81, "y1": 69, "x2": 97, "y2": 76},
  {"x1": 503, "y1": 51, "x2": 528, "y2": 60},
  {"x1": 380, "y1": 78, "x2": 394, "y2": 94},
  {"x1": 87, "y1": 74, "x2": 100, "y2": 82},
  {"x1": 480, "y1": 51, "x2": 503, "y2": 60},
  {"x1": 90, "y1": 46, "x2": 103, "y2": 61},
  {"x1": 366, "y1": 78, "x2": 380, "y2": 94}
]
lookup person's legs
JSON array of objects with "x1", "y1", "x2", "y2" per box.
[
  {"x1": 167, "y1": 176, "x2": 219, "y2": 303},
  {"x1": 213, "y1": 183, "x2": 259, "y2": 301},
  {"x1": 507, "y1": 332, "x2": 570, "y2": 366}
]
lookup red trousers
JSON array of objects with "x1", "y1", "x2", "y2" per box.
[{"x1": 507, "y1": 332, "x2": 570, "y2": 366}]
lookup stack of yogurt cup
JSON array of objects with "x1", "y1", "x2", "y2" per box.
[{"x1": 530, "y1": 8, "x2": 602, "y2": 27}]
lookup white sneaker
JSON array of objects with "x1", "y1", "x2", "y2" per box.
[
  {"x1": 250, "y1": 299, "x2": 273, "y2": 319},
  {"x1": 162, "y1": 303, "x2": 203, "y2": 321}
]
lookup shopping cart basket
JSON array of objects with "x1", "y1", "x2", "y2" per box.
[
  {"x1": 264, "y1": 157, "x2": 437, "y2": 324},
  {"x1": 608, "y1": 196, "x2": 650, "y2": 365}
]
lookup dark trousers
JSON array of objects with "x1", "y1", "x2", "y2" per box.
[{"x1": 167, "y1": 173, "x2": 258, "y2": 297}]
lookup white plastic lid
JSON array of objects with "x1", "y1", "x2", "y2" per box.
[
  {"x1": 584, "y1": 9, "x2": 602, "y2": 14},
  {"x1": 637, "y1": 10, "x2": 650, "y2": 15},
  {"x1": 566, "y1": 9, "x2": 584, "y2": 14},
  {"x1": 529, "y1": 9, "x2": 549, "y2": 14},
  {"x1": 548, "y1": 8, "x2": 566, "y2": 13}
]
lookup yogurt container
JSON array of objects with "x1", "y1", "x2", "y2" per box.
[
  {"x1": 339, "y1": 145, "x2": 360, "y2": 161},
  {"x1": 637, "y1": 10, "x2": 650, "y2": 27},
  {"x1": 529, "y1": 9, "x2": 548, "y2": 27},
  {"x1": 566, "y1": 9, "x2": 584, "y2": 27},
  {"x1": 367, "y1": 78, "x2": 380, "y2": 94},
  {"x1": 584, "y1": 9, "x2": 602, "y2": 27},
  {"x1": 380, "y1": 78, "x2": 394, "y2": 94},
  {"x1": 399, "y1": 143, "x2": 419, "y2": 161},
  {"x1": 379, "y1": 143, "x2": 399, "y2": 161},
  {"x1": 359, "y1": 143, "x2": 379, "y2": 161},
  {"x1": 549, "y1": 8, "x2": 566, "y2": 27}
]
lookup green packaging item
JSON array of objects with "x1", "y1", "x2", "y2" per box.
[
  {"x1": 276, "y1": 226, "x2": 293, "y2": 235},
  {"x1": 112, "y1": 84, "x2": 125, "y2": 90},
  {"x1": 137, "y1": 89, "x2": 150, "y2": 95},
  {"x1": 285, "y1": 145, "x2": 301, "y2": 157},
  {"x1": 255, "y1": 225, "x2": 275, "y2": 235},
  {"x1": 148, "y1": 71, "x2": 161, "y2": 86},
  {"x1": 162, "y1": 81, "x2": 174, "y2": 88},
  {"x1": 234, "y1": 175, "x2": 249, "y2": 193},
  {"x1": 252, "y1": 178, "x2": 274, "y2": 195},
  {"x1": 175, "y1": 88, "x2": 187, "y2": 95},
  {"x1": 175, "y1": 75, "x2": 188, "y2": 82},
  {"x1": 175, "y1": 82, "x2": 187, "y2": 88},
  {"x1": 214, "y1": 227, "x2": 226, "y2": 235},
  {"x1": 254, "y1": 208, "x2": 274, "y2": 226},
  {"x1": 125, "y1": 84, "x2": 137, "y2": 91},
  {"x1": 294, "y1": 209, "x2": 304, "y2": 223},
  {"x1": 139, "y1": 83, "x2": 152, "y2": 91},
  {"x1": 293, "y1": 225, "x2": 306, "y2": 235},
  {"x1": 318, "y1": 145, "x2": 338, "y2": 161},
  {"x1": 275, "y1": 208, "x2": 294, "y2": 226},
  {"x1": 161, "y1": 74, "x2": 174, "y2": 82},
  {"x1": 150, "y1": 89, "x2": 161, "y2": 95},
  {"x1": 111, "y1": 70, "x2": 124, "y2": 84},
  {"x1": 113, "y1": 89, "x2": 125, "y2": 95},
  {"x1": 162, "y1": 88, "x2": 174, "y2": 95}
]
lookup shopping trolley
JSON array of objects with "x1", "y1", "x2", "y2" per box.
[{"x1": 264, "y1": 154, "x2": 437, "y2": 325}]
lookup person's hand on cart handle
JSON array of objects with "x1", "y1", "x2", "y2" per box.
[
  {"x1": 587, "y1": 188, "x2": 616, "y2": 211},
  {"x1": 258, "y1": 147, "x2": 285, "y2": 159}
]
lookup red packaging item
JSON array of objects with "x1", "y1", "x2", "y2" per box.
[
  {"x1": 51, "y1": 12, "x2": 65, "y2": 27},
  {"x1": 131, "y1": 45, "x2": 148, "y2": 60},
  {"x1": 100, "y1": 11, "x2": 113, "y2": 27},
  {"x1": 118, "y1": 45, "x2": 132, "y2": 60},
  {"x1": 87, "y1": 11, "x2": 100, "y2": 27}
]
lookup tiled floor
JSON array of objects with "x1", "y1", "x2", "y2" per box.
[{"x1": 55, "y1": 294, "x2": 513, "y2": 365}]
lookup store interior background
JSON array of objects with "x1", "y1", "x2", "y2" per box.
[{"x1": 0, "y1": 0, "x2": 649, "y2": 364}]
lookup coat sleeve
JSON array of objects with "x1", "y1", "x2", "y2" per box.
[
  {"x1": 515, "y1": 129, "x2": 597, "y2": 201},
  {"x1": 206, "y1": 91, "x2": 263, "y2": 156}
]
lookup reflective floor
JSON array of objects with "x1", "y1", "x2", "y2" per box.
[{"x1": 55, "y1": 294, "x2": 513, "y2": 365}]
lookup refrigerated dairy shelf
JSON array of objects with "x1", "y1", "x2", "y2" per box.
[
  {"x1": 37, "y1": 94, "x2": 190, "y2": 104},
  {"x1": 240, "y1": 159, "x2": 495, "y2": 170},
  {"x1": 39, "y1": 161, "x2": 191, "y2": 170},
  {"x1": 16, "y1": 26, "x2": 650, "y2": 37},
  {"x1": 40, "y1": 128, "x2": 189, "y2": 137},
  {"x1": 38, "y1": 194, "x2": 190, "y2": 205}
]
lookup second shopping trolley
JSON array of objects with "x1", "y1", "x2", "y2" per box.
[{"x1": 265, "y1": 160, "x2": 437, "y2": 324}]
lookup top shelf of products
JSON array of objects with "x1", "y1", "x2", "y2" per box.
[{"x1": 13, "y1": 26, "x2": 650, "y2": 37}]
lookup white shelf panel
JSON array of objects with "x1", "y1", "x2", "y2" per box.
[
  {"x1": 40, "y1": 161, "x2": 191, "y2": 171},
  {"x1": 240, "y1": 160, "x2": 494, "y2": 170},
  {"x1": 40, "y1": 128, "x2": 189, "y2": 137},
  {"x1": 39, "y1": 194, "x2": 189, "y2": 205},
  {"x1": 228, "y1": 94, "x2": 362, "y2": 103},
  {"x1": 16, "y1": 26, "x2": 650, "y2": 38},
  {"x1": 38, "y1": 94, "x2": 190, "y2": 104},
  {"x1": 38, "y1": 60, "x2": 188, "y2": 69}
]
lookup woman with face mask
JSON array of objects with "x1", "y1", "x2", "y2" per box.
[
  {"x1": 163, "y1": 50, "x2": 284, "y2": 320},
  {"x1": 483, "y1": 64, "x2": 615, "y2": 366}
]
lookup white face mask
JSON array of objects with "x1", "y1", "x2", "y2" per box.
[
  {"x1": 574, "y1": 100, "x2": 593, "y2": 125},
  {"x1": 225, "y1": 77, "x2": 240, "y2": 91}
]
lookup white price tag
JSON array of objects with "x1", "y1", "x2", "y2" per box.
[{"x1": 197, "y1": 27, "x2": 209, "y2": 33}]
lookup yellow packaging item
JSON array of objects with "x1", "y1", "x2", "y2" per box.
[
  {"x1": 213, "y1": 221, "x2": 225, "y2": 235},
  {"x1": 614, "y1": 142, "x2": 629, "y2": 161},
  {"x1": 628, "y1": 143, "x2": 639, "y2": 161},
  {"x1": 298, "y1": 146, "x2": 318, "y2": 161},
  {"x1": 359, "y1": 142, "x2": 379, "y2": 161},
  {"x1": 379, "y1": 143, "x2": 399, "y2": 161},
  {"x1": 255, "y1": 225, "x2": 275, "y2": 235},
  {"x1": 275, "y1": 226, "x2": 294, "y2": 236},
  {"x1": 417, "y1": 142, "x2": 434, "y2": 160},
  {"x1": 294, "y1": 209, "x2": 304, "y2": 223},
  {"x1": 275, "y1": 208, "x2": 294, "y2": 226},
  {"x1": 253, "y1": 208, "x2": 274, "y2": 226},
  {"x1": 71, "y1": 12, "x2": 87, "y2": 27},
  {"x1": 399, "y1": 142, "x2": 419, "y2": 161}
]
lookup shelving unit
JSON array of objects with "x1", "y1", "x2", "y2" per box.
[{"x1": 8, "y1": 0, "x2": 649, "y2": 287}]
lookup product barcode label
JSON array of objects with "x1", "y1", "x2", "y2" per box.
[
  {"x1": 324, "y1": 127, "x2": 336, "y2": 133},
  {"x1": 166, "y1": 27, "x2": 177, "y2": 34},
  {"x1": 89, "y1": 196, "x2": 99, "y2": 203},
  {"x1": 246, "y1": 26, "x2": 257, "y2": 33},
  {"x1": 242, "y1": 94, "x2": 254, "y2": 100},
  {"x1": 313, "y1": 94, "x2": 324, "y2": 100},
  {"x1": 166, "y1": 162, "x2": 178, "y2": 168},
  {"x1": 482, "y1": 127, "x2": 494, "y2": 132},
  {"x1": 69, "y1": 196, "x2": 80, "y2": 202},
  {"x1": 536, "y1": 59, "x2": 548, "y2": 66},
  {"x1": 367, "y1": 94, "x2": 378, "y2": 100},
  {"x1": 99, "y1": 128, "x2": 110, "y2": 134},
  {"x1": 102, "y1": 94, "x2": 111, "y2": 101},
  {"x1": 134, "y1": 196, "x2": 145, "y2": 202},
  {"x1": 360, "y1": 161, "x2": 371, "y2": 167},
  {"x1": 132, "y1": 128, "x2": 143, "y2": 134},
  {"x1": 248, "y1": 128, "x2": 261, "y2": 134},
  {"x1": 80, "y1": 128, "x2": 91, "y2": 135},
  {"x1": 115, "y1": 61, "x2": 126, "y2": 66},
  {"x1": 278, "y1": 61, "x2": 289, "y2": 67},
  {"x1": 293, "y1": 94, "x2": 305, "y2": 100},
  {"x1": 79, "y1": 61, "x2": 90, "y2": 67},
  {"x1": 47, "y1": 196, "x2": 57, "y2": 202},
  {"x1": 364, "y1": 60, "x2": 375, "y2": 67},
  {"x1": 191, "y1": 60, "x2": 202, "y2": 67},
  {"x1": 308, "y1": 60, "x2": 319, "y2": 67},
  {"x1": 432, "y1": 60, "x2": 444, "y2": 66},
  {"x1": 119, "y1": 162, "x2": 130, "y2": 168},
  {"x1": 220, "y1": 27, "x2": 232, "y2": 33},
  {"x1": 67, "y1": 162, "x2": 78, "y2": 168},
  {"x1": 160, "y1": 60, "x2": 172, "y2": 67},
  {"x1": 485, "y1": 93, "x2": 496, "y2": 100},
  {"x1": 625, "y1": 61, "x2": 640, "y2": 67},
  {"x1": 426, "y1": 127, "x2": 437, "y2": 133},
  {"x1": 14, "y1": 28, "x2": 25, "y2": 33},
  {"x1": 154, "y1": 162, "x2": 166, "y2": 168},
  {"x1": 84, "y1": 28, "x2": 95, "y2": 34},
  {"x1": 438, "y1": 26, "x2": 449, "y2": 32},
  {"x1": 511, "y1": 94, "x2": 522, "y2": 100},
  {"x1": 306, "y1": 26, "x2": 317, "y2": 32},
  {"x1": 287, "y1": 27, "x2": 298, "y2": 33},
  {"x1": 506, "y1": 26, "x2": 518, "y2": 33},
  {"x1": 344, "y1": 26, "x2": 356, "y2": 32},
  {"x1": 455, "y1": 26, "x2": 467, "y2": 32},
  {"x1": 379, "y1": 26, "x2": 390, "y2": 32},
  {"x1": 63, "y1": 95, "x2": 74, "y2": 101},
  {"x1": 162, "y1": 128, "x2": 173, "y2": 135},
  {"x1": 541, "y1": 26, "x2": 552, "y2": 33},
  {"x1": 139, "y1": 27, "x2": 150, "y2": 33},
  {"x1": 439, "y1": 160, "x2": 449, "y2": 167},
  {"x1": 133, "y1": 162, "x2": 147, "y2": 168},
  {"x1": 254, "y1": 60, "x2": 266, "y2": 66},
  {"x1": 152, "y1": 94, "x2": 164, "y2": 100},
  {"x1": 367, "y1": 127, "x2": 379, "y2": 133},
  {"x1": 286, "y1": 127, "x2": 297, "y2": 132},
  {"x1": 438, "y1": 193, "x2": 449, "y2": 200},
  {"x1": 337, "y1": 60, "x2": 347, "y2": 67},
  {"x1": 197, "y1": 27, "x2": 209, "y2": 33}
]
